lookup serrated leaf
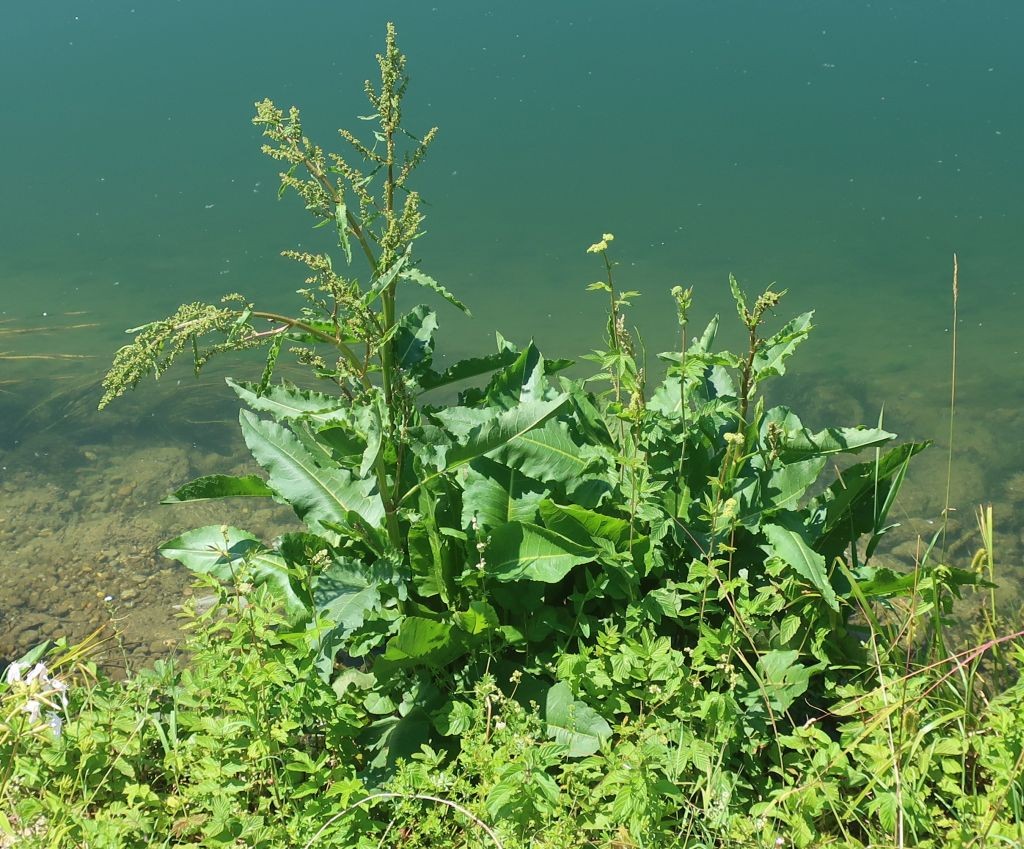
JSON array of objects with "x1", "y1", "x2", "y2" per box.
[
  {"x1": 399, "y1": 267, "x2": 470, "y2": 314},
  {"x1": 334, "y1": 202, "x2": 352, "y2": 264},
  {"x1": 228, "y1": 379, "x2": 350, "y2": 424},
  {"x1": 778, "y1": 613, "x2": 802, "y2": 644},
  {"x1": 162, "y1": 474, "x2": 274, "y2": 503},
  {"x1": 240, "y1": 410, "x2": 384, "y2": 535},
  {"x1": 728, "y1": 274, "x2": 748, "y2": 324},
  {"x1": 752, "y1": 311, "x2": 813, "y2": 380},
  {"x1": 545, "y1": 682, "x2": 611, "y2": 757},
  {"x1": 486, "y1": 521, "x2": 597, "y2": 583},
  {"x1": 361, "y1": 249, "x2": 409, "y2": 309},
  {"x1": 756, "y1": 650, "x2": 813, "y2": 712}
]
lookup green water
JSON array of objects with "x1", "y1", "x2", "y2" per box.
[{"x1": 2, "y1": 1, "x2": 1023, "y2": 660}]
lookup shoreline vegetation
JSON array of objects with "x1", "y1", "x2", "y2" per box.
[{"x1": 2, "y1": 25, "x2": 1023, "y2": 848}]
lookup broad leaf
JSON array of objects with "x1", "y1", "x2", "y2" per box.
[
  {"x1": 162, "y1": 474, "x2": 274, "y2": 503},
  {"x1": 378, "y1": 617, "x2": 463, "y2": 669},
  {"x1": 763, "y1": 523, "x2": 839, "y2": 611},
  {"x1": 416, "y1": 341, "x2": 520, "y2": 394},
  {"x1": 160, "y1": 525, "x2": 261, "y2": 575},
  {"x1": 763, "y1": 402, "x2": 889, "y2": 464},
  {"x1": 484, "y1": 341, "x2": 544, "y2": 409},
  {"x1": 538, "y1": 501, "x2": 632, "y2": 550},
  {"x1": 492, "y1": 418, "x2": 595, "y2": 485},
  {"x1": 812, "y1": 441, "x2": 929, "y2": 561},
  {"x1": 454, "y1": 601, "x2": 499, "y2": 635},
  {"x1": 438, "y1": 395, "x2": 569, "y2": 474},
  {"x1": 461, "y1": 457, "x2": 548, "y2": 530},
  {"x1": 240, "y1": 410, "x2": 384, "y2": 535},
  {"x1": 160, "y1": 525, "x2": 306, "y2": 620},
  {"x1": 486, "y1": 521, "x2": 597, "y2": 583},
  {"x1": 313, "y1": 558, "x2": 388, "y2": 632},
  {"x1": 545, "y1": 682, "x2": 611, "y2": 757}
]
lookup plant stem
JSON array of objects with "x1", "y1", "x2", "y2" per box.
[
  {"x1": 940, "y1": 253, "x2": 958, "y2": 559},
  {"x1": 248, "y1": 312, "x2": 369, "y2": 389}
]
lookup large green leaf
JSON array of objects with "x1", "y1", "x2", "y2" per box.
[
  {"x1": 159, "y1": 525, "x2": 306, "y2": 621},
  {"x1": 437, "y1": 395, "x2": 569, "y2": 474},
  {"x1": 545, "y1": 682, "x2": 611, "y2": 757},
  {"x1": 492, "y1": 418, "x2": 595, "y2": 484},
  {"x1": 313, "y1": 557, "x2": 398, "y2": 632},
  {"x1": 486, "y1": 521, "x2": 598, "y2": 583},
  {"x1": 762, "y1": 523, "x2": 839, "y2": 611},
  {"x1": 416, "y1": 339, "x2": 520, "y2": 394},
  {"x1": 454, "y1": 601, "x2": 499, "y2": 635},
  {"x1": 228, "y1": 379, "x2": 350, "y2": 424},
  {"x1": 240, "y1": 410, "x2": 384, "y2": 535},
  {"x1": 160, "y1": 525, "x2": 262, "y2": 574},
  {"x1": 733, "y1": 457, "x2": 827, "y2": 524},
  {"x1": 484, "y1": 341, "x2": 544, "y2": 409},
  {"x1": 538, "y1": 501, "x2": 632, "y2": 550},
  {"x1": 408, "y1": 493, "x2": 461, "y2": 604},
  {"x1": 377, "y1": 617, "x2": 463, "y2": 669},
  {"x1": 162, "y1": 474, "x2": 274, "y2": 503},
  {"x1": 778, "y1": 423, "x2": 895, "y2": 462},
  {"x1": 461, "y1": 457, "x2": 548, "y2": 530}
]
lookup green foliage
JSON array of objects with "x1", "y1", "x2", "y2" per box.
[{"x1": 22, "y1": 21, "x2": 1014, "y2": 848}]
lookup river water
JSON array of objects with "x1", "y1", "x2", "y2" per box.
[{"x1": 2, "y1": 1, "x2": 1023, "y2": 663}]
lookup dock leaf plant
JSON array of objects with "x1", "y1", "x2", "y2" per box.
[{"x1": 81, "y1": 23, "x2": 1024, "y2": 847}]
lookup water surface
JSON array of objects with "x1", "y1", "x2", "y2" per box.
[{"x1": 2, "y1": 1, "x2": 1023, "y2": 661}]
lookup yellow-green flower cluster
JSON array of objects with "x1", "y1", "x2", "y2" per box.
[{"x1": 586, "y1": 233, "x2": 615, "y2": 254}]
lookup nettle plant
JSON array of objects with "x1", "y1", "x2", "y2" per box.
[{"x1": 101, "y1": 25, "x2": 942, "y2": 778}]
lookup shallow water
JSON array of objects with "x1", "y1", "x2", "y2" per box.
[{"x1": 2, "y1": 1, "x2": 1023, "y2": 662}]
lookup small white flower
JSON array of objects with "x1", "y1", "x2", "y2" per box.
[
  {"x1": 23, "y1": 699, "x2": 42, "y2": 723},
  {"x1": 51, "y1": 677, "x2": 68, "y2": 708},
  {"x1": 46, "y1": 712, "x2": 63, "y2": 738},
  {"x1": 4, "y1": 661, "x2": 23, "y2": 685},
  {"x1": 25, "y1": 663, "x2": 49, "y2": 685}
]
